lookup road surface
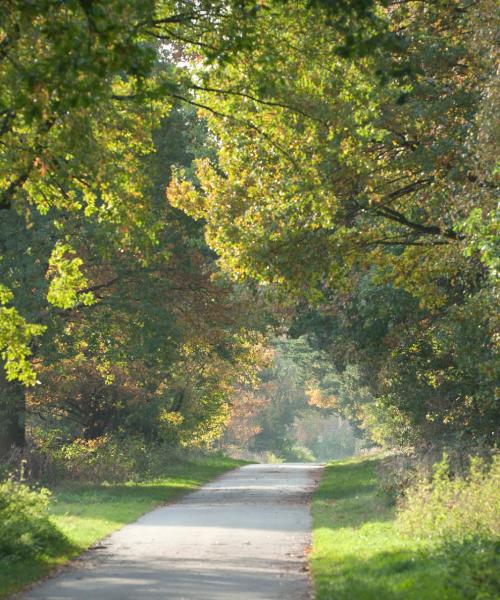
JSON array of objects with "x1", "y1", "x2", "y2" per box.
[{"x1": 19, "y1": 463, "x2": 323, "y2": 600}]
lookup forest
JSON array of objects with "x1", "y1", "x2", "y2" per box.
[{"x1": 0, "y1": 1, "x2": 498, "y2": 598}]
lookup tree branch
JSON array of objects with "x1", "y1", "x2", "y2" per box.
[
  {"x1": 375, "y1": 205, "x2": 461, "y2": 240},
  {"x1": 188, "y1": 84, "x2": 325, "y2": 123},
  {"x1": 0, "y1": 170, "x2": 31, "y2": 210}
]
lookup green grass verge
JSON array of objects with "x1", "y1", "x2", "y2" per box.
[
  {"x1": 311, "y1": 455, "x2": 460, "y2": 600},
  {"x1": 0, "y1": 455, "x2": 244, "y2": 599}
]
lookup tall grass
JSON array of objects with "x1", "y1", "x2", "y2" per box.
[
  {"x1": 311, "y1": 454, "x2": 500, "y2": 600},
  {"x1": 397, "y1": 454, "x2": 500, "y2": 599}
]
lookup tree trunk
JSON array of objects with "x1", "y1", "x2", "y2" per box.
[{"x1": 0, "y1": 365, "x2": 26, "y2": 457}]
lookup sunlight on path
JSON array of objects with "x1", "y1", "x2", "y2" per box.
[{"x1": 20, "y1": 464, "x2": 322, "y2": 600}]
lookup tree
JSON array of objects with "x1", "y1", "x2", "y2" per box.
[
  {"x1": 2, "y1": 0, "x2": 325, "y2": 453},
  {"x1": 169, "y1": 0, "x2": 499, "y2": 453},
  {"x1": 1, "y1": 100, "x2": 267, "y2": 453},
  {"x1": 224, "y1": 336, "x2": 364, "y2": 460},
  {"x1": 0, "y1": 0, "x2": 278, "y2": 383}
]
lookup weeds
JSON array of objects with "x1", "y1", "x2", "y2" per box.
[{"x1": 0, "y1": 480, "x2": 72, "y2": 561}]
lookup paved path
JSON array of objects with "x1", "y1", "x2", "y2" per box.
[{"x1": 20, "y1": 463, "x2": 323, "y2": 600}]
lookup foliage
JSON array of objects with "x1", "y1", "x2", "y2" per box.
[
  {"x1": 312, "y1": 455, "x2": 500, "y2": 600},
  {"x1": 224, "y1": 336, "x2": 363, "y2": 460},
  {"x1": 1, "y1": 0, "x2": 495, "y2": 468},
  {"x1": 0, "y1": 0, "x2": 276, "y2": 383},
  {"x1": 0, "y1": 480, "x2": 70, "y2": 561},
  {"x1": 443, "y1": 539, "x2": 500, "y2": 600},
  {"x1": 169, "y1": 0, "x2": 499, "y2": 454},
  {"x1": 3, "y1": 432, "x2": 247, "y2": 485},
  {"x1": 172, "y1": 0, "x2": 498, "y2": 295},
  {"x1": 398, "y1": 454, "x2": 500, "y2": 544},
  {"x1": 0, "y1": 4, "x2": 497, "y2": 594},
  {"x1": 282, "y1": 444, "x2": 316, "y2": 463},
  {"x1": 51, "y1": 437, "x2": 141, "y2": 483},
  {"x1": 291, "y1": 413, "x2": 360, "y2": 461},
  {"x1": 396, "y1": 454, "x2": 500, "y2": 599},
  {"x1": 0, "y1": 96, "x2": 269, "y2": 455},
  {"x1": 0, "y1": 454, "x2": 243, "y2": 599},
  {"x1": 312, "y1": 456, "x2": 448, "y2": 599},
  {"x1": 0, "y1": 289, "x2": 45, "y2": 384}
]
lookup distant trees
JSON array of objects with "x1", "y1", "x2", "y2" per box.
[{"x1": 224, "y1": 337, "x2": 363, "y2": 461}]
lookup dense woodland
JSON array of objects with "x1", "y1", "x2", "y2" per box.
[
  {"x1": 1, "y1": 0, "x2": 497, "y2": 462},
  {"x1": 0, "y1": 0, "x2": 498, "y2": 595}
]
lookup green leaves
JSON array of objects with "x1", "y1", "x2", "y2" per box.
[
  {"x1": 46, "y1": 244, "x2": 95, "y2": 310},
  {"x1": 166, "y1": 0, "x2": 499, "y2": 452},
  {"x1": 458, "y1": 207, "x2": 499, "y2": 281},
  {"x1": 0, "y1": 301, "x2": 46, "y2": 384},
  {"x1": 0, "y1": 0, "x2": 497, "y2": 461}
]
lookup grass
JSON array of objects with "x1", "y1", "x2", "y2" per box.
[
  {"x1": 310, "y1": 454, "x2": 461, "y2": 599},
  {"x1": 0, "y1": 455, "x2": 244, "y2": 599}
]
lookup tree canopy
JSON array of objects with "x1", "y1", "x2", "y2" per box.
[
  {"x1": 168, "y1": 0, "x2": 499, "y2": 451},
  {"x1": 0, "y1": 0, "x2": 498, "y2": 459}
]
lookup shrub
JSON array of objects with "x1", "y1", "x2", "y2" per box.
[
  {"x1": 53, "y1": 436, "x2": 139, "y2": 483},
  {"x1": 0, "y1": 480, "x2": 69, "y2": 561},
  {"x1": 51, "y1": 436, "x2": 192, "y2": 483},
  {"x1": 444, "y1": 538, "x2": 500, "y2": 600},
  {"x1": 377, "y1": 452, "x2": 420, "y2": 504},
  {"x1": 397, "y1": 454, "x2": 500, "y2": 599},
  {"x1": 0, "y1": 434, "x2": 217, "y2": 485},
  {"x1": 283, "y1": 444, "x2": 316, "y2": 463},
  {"x1": 262, "y1": 451, "x2": 283, "y2": 464},
  {"x1": 398, "y1": 454, "x2": 499, "y2": 543}
]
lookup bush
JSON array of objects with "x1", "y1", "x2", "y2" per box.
[
  {"x1": 0, "y1": 434, "x2": 222, "y2": 485},
  {"x1": 0, "y1": 480, "x2": 69, "y2": 561},
  {"x1": 397, "y1": 454, "x2": 500, "y2": 599},
  {"x1": 282, "y1": 444, "x2": 316, "y2": 463},
  {"x1": 377, "y1": 452, "x2": 420, "y2": 504},
  {"x1": 398, "y1": 454, "x2": 499, "y2": 543},
  {"x1": 445, "y1": 538, "x2": 500, "y2": 600},
  {"x1": 50, "y1": 436, "x2": 198, "y2": 482},
  {"x1": 53, "y1": 436, "x2": 140, "y2": 483}
]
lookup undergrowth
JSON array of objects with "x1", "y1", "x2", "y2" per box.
[
  {"x1": 397, "y1": 453, "x2": 500, "y2": 599},
  {"x1": 0, "y1": 453, "x2": 243, "y2": 598},
  {"x1": 311, "y1": 454, "x2": 500, "y2": 600}
]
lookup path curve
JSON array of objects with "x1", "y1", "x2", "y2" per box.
[{"x1": 20, "y1": 463, "x2": 323, "y2": 600}]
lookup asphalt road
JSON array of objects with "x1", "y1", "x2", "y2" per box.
[{"x1": 19, "y1": 463, "x2": 323, "y2": 600}]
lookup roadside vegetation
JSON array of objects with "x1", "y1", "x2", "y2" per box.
[
  {"x1": 0, "y1": 1, "x2": 498, "y2": 597},
  {"x1": 0, "y1": 453, "x2": 242, "y2": 599},
  {"x1": 312, "y1": 455, "x2": 499, "y2": 600}
]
